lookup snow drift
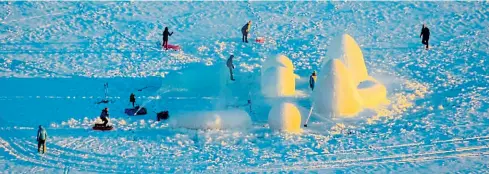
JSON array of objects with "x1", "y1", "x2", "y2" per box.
[
  {"x1": 169, "y1": 109, "x2": 252, "y2": 130},
  {"x1": 314, "y1": 34, "x2": 388, "y2": 117},
  {"x1": 268, "y1": 102, "x2": 302, "y2": 133},
  {"x1": 261, "y1": 55, "x2": 296, "y2": 97}
]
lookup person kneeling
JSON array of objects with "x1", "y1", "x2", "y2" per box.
[{"x1": 100, "y1": 107, "x2": 110, "y2": 126}]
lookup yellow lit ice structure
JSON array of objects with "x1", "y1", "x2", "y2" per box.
[
  {"x1": 261, "y1": 54, "x2": 296, "y2": 97},
  {"x1": 314, "y1": 34, "x2": 388, "y2": 117}
]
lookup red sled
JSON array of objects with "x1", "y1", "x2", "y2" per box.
[
  {"x1": 92, "y1": 124, "x2": 113, "y2": 131},
  {"x1": 163, "y1": 44, "x2": 181, "y2": 51},
  {"x1": 255, "y1": 37, "x2": 265, "y2": 43}
]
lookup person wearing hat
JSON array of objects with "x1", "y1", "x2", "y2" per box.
[
  {"x1": 241, "y1": 21, "x2": 252, "y2": 43},
  {"x1": 309, "y1": 70, "x2": 317, "y2": 91},
  {"x1": 226, "y1": 55, "x2": 235, "y2": 81}
]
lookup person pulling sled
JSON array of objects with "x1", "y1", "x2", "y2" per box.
[
  {"x1": 162, "y1": 27, "x2": 174, "y2": 50},
  {"x1": 241, "y1": 21, "x2": 252, "y2": 43}
]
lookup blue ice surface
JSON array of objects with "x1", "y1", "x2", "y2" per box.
[{"x1": 1, "y1": 1, "x2": 489, "y2": 173}]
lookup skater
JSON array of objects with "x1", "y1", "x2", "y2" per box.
[
  {"x1": 36, "y1": 125, "x2": 47, "y2": 154},
  {"x1": 420, "y1": 24, "x2": 430, "y2": 50},
  {"x1": 100, "y1": 108, "x2": 109, "y2": 127},
  {"x1": 162, "y1": 27, "x2": 174, "y2": 49},
  {"x1": 130, "y1": 93, "x2": 136, "y2": 108},
  {"x1": 227, "y1": 55, "x2": 235, "y2": 81},
  {"x1": 241, "y1": 21, "x2": 252, "y2": 43},
  {"x1": 309, "y1": 71, "x2": 317, "y2": 91}
]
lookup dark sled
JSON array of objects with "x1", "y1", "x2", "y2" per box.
[
  {"x1": 92, "y1": 124, "x2": 113, "y2": 131},
  {"x1": 156, "y1": 111, "x2": 169, "y2": 121},
  {"x1": 125, "y1": 106, "x2": 147, "y2": 116}
]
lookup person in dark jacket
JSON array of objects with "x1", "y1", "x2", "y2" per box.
[
  {"x1": 226, "y1": 55, "x2": 235, "y2": 81},
  {"x1": 241, "y1": 21, "x2": 252, "y2": 43},
  {"x1": 130, "y1": 93, "x2": 136, "y2": 107},
  {"x1": 100, "y1": 108, "x2": 109, "y2": 127},
  {"x1": 37, "y1": 125, "x2": 47, "y2": 154},
  {"x1": 162, "y1": 27, "x2": 174, "y2": 49},
  {"x1": 420, "y1": 24, "x2": 430, "y2": 50},
  {"x1": 309, "y1": 71, "x2": 317, "y2": 91}
]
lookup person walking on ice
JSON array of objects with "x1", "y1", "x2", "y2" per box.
[
  {"x1": 227, "y1": 55, "x2": 235, "y2": 81},
  {"x1": 37, "y1": 125, "x2": 47, "y2": 154},
  {"x1": 420, "y1": 24, "x2": 430, "y2": 50},
  {"x1": 241, "y1": 21, "x2": 252, "y2": 43},
  {"x1": 309, "y1": 70, "x2": 317, "y2": 91},
  {"x1": 162, "y1": 27, "x2": 174, "y2": 49}
]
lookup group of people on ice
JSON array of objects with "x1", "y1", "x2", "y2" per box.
[{"x1": 35, "y1": 20, "x2": 431, "y2": 154}]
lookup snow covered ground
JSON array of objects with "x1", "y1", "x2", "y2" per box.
[{"x1": 1, "y1": 1, "x2": 489, "y2": 173}]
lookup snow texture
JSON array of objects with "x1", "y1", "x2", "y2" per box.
[{"x1": 169, "y1": 109, "x2": 252, "y2": 130}]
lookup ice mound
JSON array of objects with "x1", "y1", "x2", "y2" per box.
[
  {"x1": 169, "y1": 109, "x2": 252, "y2": 130},
  {"x1": 314, "y1": 59, "x2": 363, "y2": 116},
  {"x1": 268, "y1": 102, "x2": 302, "y2": 133},
  {"x1": 314, "y1": 34, "x2": 388, "y2": 117},
  {"x1": 262, "y1": 54, "x2": 294, "y2": 73},
  {"x1": 357, "y1": 76, "x2": 388, "y2": 108},
  {"x1": 322, "y1": 34, "x2": 368, "y2": 84},
  {"x1": 261, "y1": 54, "x2": 296, "y2": 97}
]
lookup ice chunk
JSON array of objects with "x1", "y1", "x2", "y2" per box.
[
  {"x1": 323, "y1": 34, "x2": 368, "y2": 85},
  {"x1": 261, "y1": 54, "x2": 296, "y2": 97},
  {"x1": 315, "y1": 34, "x2": 388, "y2": 117},
  {"x1": 268, "y1": 102, "x2": 302, "y2": 133},
  {"x1": 314, "y1": 59, "x2": 363, "y2": 116}
]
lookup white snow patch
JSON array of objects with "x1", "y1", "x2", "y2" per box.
[{"x1": 169, "y1": 109, "x2": 251, "y2": 130}]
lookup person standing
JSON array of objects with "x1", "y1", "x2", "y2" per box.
[
  {"x1": 309, "y1": 71, "x2": 317, "y2": 91},
  {"x1": 130, "y1": 93, "x2": 136, "y2": 108},
  {"x1": 241, "y1": 21, "x2": 252, "y2": 43},
  {"x1": 37, "y1": 125, "x2": 47, "y2": 154},
  {"x1": 420, "y1": 24, "x2": 430, "y2": 50},
  {"x1": 226, "y1": 55, "x2": 235, "y2": 81},
  {"x1": 162, "y1": 27, "x2": 174, "y2": 49}
]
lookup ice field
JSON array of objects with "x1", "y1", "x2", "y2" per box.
[{"x1": 1, "y1": 1, "x2": 489, "y2": 173}]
